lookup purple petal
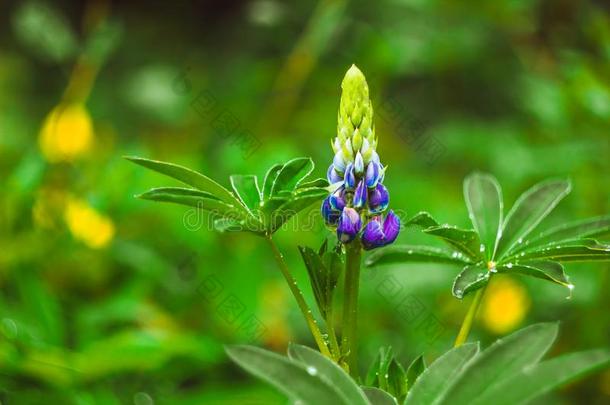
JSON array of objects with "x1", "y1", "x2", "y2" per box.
[
  {"x1": 321, "y1": 196, "x2": 340, "y2": 225},
  {"x1": 353, "y1": 181, "x2": 367, "y2": 209},
  {"x1": 337, "y1": 207, "x2": 361, "y2": 243},
  {"x1": 365, "y1": 161, "x2": 380, "y2": 188},
  {"x1": 329, "y1": 187, "x2": 346, "y2": 211},
  {"x1": 361, "y1": 217, "x2": 385, "y2": 250},
  {"x1": 368, "y1": 183, "x2": 389, "y2": 214},
  {"x1": 382, "y1": 210, "x2": 400, "y2": 244}
]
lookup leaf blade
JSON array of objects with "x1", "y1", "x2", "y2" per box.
[
  {"x1": 463, "y1": 173, "x2": 503, "y2": 261},
  {"x1": 365, "y1": 245, "x2": 473, "y2": 268},
  {"x1": 496, "y1": 179, "x2": 571, "y2": 258}
]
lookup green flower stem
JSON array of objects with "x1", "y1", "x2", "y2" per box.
[
  {"x1": 454, "y1": 285, "x2": 488, "y2": 347},
  {"x1": 266, "y1": 236, "x2": 332, "y2": 358},
  {"x1": 342, "y1": 240, "x2": 362, "y2": 378}
]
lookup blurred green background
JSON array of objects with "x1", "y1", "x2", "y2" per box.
[{"x1": 1, "y1": 0, "x2": 609, "y2": 403}]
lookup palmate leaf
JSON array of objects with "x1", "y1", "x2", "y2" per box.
[
  {"x1": 131, "y1": 156, "x2": 327, "y2": 237},
  {"x1": 505, "y1": 239, "x2": 610, "y2": 263},
  {"x1": 405, "y1": 343, "x2": 479, "y2": 405},
  {"x1": 226, "y1": 345, "x2": 350, "y2": 403},
  {"x1": 126, "y1": 156, "x2": 245, "y2": 209},
  {"x1": 469, "y1": 349, "x2": 610, "y2": 405},
  {"x1": 496, "y1": 179, "x2": 571, "y2": 258},
  {"x1": 435, "y1": 323, "x2": 558, "y2": 405},
  {"x1": 452, "y1": 263, "x2": 489, "y2": 299},
  {"x1": 365, "y1": 245, "x2": 472, "y2": 268},
  {"x1": 287, "y1": 344, "x2": 370, "y2": 405},
  {"x1": 463, "y1": 173, "x2": 503, "y2": 261}
]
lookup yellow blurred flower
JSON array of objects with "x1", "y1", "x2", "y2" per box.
[
  {"x1": 481, "y1": 277, "x2": 531, "y2": 335},
  {"x1": 259, "y1": 280, "x2": 292, "y2": 350},
  {"x1": 64, "y1": 197, "x2": 114, "y2": 249},
  {"x1": 39, "y1": 103, "x2": 93, "y2": 162}
]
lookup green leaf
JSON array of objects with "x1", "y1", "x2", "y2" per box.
[
  {"x1": 405, "y1": 343, "x2": 479, "y2": 405},
  {"x1": 230, "y1": 174, "x2": 262, "y2": 215},
  {"x1": 377, "y1": 347, "x2": 395, "y2": 392},
  {"x1": 262, "y1": 164, "x2": 282, "y2": 200},
  {"x1": 405, "y1": 354, "x2": 426, "y2": 390},
  {"x1": 387, "y1": 359, "x2": 407, "y2": 403},
  {"x1": 126, "y1": 156, "x2": 244, "y2": 209},
  {"x1": 436, "y1": 323, "x2": 559, "y2": 405},
  {"x1": 506, "y1": 239, "x2": 610, "y2": 262},
  {"x1": 496, "y1": 179, "x2": 571, "y2": 258},
  {"x1": 271, "y1": 157, "x2": 315, "y2": 195},
  {"x1": 287, "y1": 344, "x2": 369, "y2": 405},
  {"x1": 470, "y1": 349, "x2": 610, "y2": 405},
  {"x1": 497, "y1": 261, "x2": 570, "y2": 287},
  {"x1": 298, "y1": 246, "x2": 341, "y2": 318},
  {"x1": 225, "y1": 345, "x2": 347, "y2": 403},
  {"x1": 361, "y1": 387, "x2": 398, "y2": 405},
  {"x1": 365, "y1": 351, "x2": 383, "y2": 387},
  {"x1": 404, "y1": 211, "x2": 439, "y2": 229},
  {"x1": 514, "y1": 215, "x2": 610, "y2": 253},
  {"x1": 365, "y1": 245, "x2": 472, "y2": 268},
  {"x1": 463, "y1": 173, "x2": 503, "y2": 261},
  {"x1": 137, "y1": 187, "x2": 245, "y2": 217},
  {"x1": 298, "y1": 178, "x2": 330, "y2": 189},
  {"x1": 452, "y1": 264, "x2": 489, "y2": 299},
  {"x1": 269, "y1": 189, "x2": 328, "y2": 232},
  {"x1": 423, "y1": 226, "x2": 483, "y2": 262}
]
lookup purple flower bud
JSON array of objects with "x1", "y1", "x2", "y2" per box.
[
  {"x1": 337, "y1": 207, "x2": 361, "y2": 243},
  {"x1": 329, "y1": 187, "x2": 346, "y2": 211},
  {"x1": 327, "y1": 164, "x2": 343, "y2": 184},
  {"x1": 353, "y1": 180, "x2": 367, "y2": 209},
  {"x1": 361, "y1": 217, "x2": 384, "y2": 249},
  {"x1": 383, "y1": 210, "x2": 400, "y2": 244},
  {"x1": 333, "y1": 151, "x2": 347, "y2": 174},
  {"x1": 365, "y1": 161, "x2": 381, "y2": 188},
  {"x1": 344, "y1": 163, "x2": 356, "y2": 189},
  {"x1": 370, "y1": 150, "x2": 380, "y2": 165},
  {"x1": 321, "y1": 196, "x2": 340, "y2": 225},
  {"x1": 354, "y1": 152, "x2": 364, "y2": 175},
  {"x1": 368, "y1": 183, "x2": 389, "y2": 214},
  {"x1": 361, "y1": 210, "x2": 401, "y2": 250}
]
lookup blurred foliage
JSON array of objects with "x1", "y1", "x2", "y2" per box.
[{"x1": 0, "y1": 0, "x2": 609, "y2": 403}]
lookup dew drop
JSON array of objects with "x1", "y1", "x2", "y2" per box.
[
  {"x1": 517, "y1": 237, "x2": 523, "y2": 244},
  {"x1": 506, "y1": 263, "x2": 513, "y2": 269},
  {"x1": 407, "y1": 250, "x2": 413, "y2": 254},
  {"x1": 520, "y1": 252, "x2": 525, "y2": 257},
  {"x1": 307, "y1": 366, "x2": 318, "y2": 376},
  {"x1": 479, "y1": 244, "x2": 485, "y2": 253},
  {"x1": 566, "y1": 284, "x2": 575, "y2": 300}
]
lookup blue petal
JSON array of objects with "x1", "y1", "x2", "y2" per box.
[
  {"x1": 383, "y1": 210, "x2": 400, "y2": 244},
  {"x1": 361, "y1": 217, "x2": 385, "y2": 250},
  {"x1": 344, "y1": 163, "x2": 356, "y2": 189},
  {"x1": 327, "y1": 164, "x2": 343, "y2": 184},
  {"x1": 321, "y1": 197, "x2": 340, "y2": 225},
  {"x1": 365, "y1": 161, "x2": 380, "y2": 188},
  {"x1": 353, "y1": 181, "x2": 367, "y2": 209},
  {"x1": 368, "y1": 183, "x2": 389, "y2": 214},
  {"x1": 337, "y1": 207, "x2": 361, "y2": 243}
]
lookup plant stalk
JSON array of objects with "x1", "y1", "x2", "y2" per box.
[
  {"x1": 454, "y1": 285, "x2": 487, "y2": 347},
  {"x1": 265, "y1": 236, "x2": 332, "y2": 358},
  {"x1": 342, "y1": 240, "x2": 362, "y2": 378}
]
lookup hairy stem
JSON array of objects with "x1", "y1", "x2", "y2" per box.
[
  {"x1": 266, "y1": 236, "x2": 332, "y2": 358},
  {"x1": 454, "y1": 285, "x2": 487, "y2": 347},
  {"x1": 342, "y1": 240, "x2": 362, "y2": 378}
]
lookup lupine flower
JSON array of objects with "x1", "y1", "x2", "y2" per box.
[{"x1": 321, "y1": 64, "x2": 400, "y2": 249}]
